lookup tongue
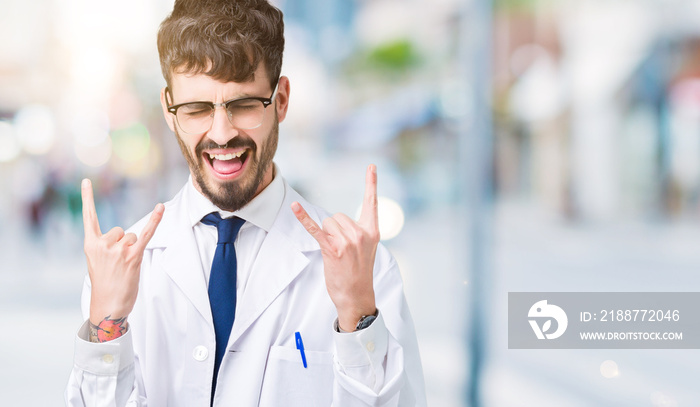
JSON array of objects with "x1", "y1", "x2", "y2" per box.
[{"x1": 212, "y1": 157, "x2": 243, "y2": 174}]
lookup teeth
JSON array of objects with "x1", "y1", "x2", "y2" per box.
[{"x1": 209, "y1": 150, "x2": 245, "y2": 161}]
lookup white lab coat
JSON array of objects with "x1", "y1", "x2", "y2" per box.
[{"x1": 65, "y1": 179, "x2": 426, "y2": 407}]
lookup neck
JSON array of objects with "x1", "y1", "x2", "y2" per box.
[{"x1": 254, "y1": 163, "x2": 275, "y2": 197}]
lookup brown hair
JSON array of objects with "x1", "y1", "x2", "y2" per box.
[{"x1": 157, "y1": 0, "x2": 284, "y2": 89}]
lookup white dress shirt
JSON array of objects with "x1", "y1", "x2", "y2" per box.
[{"x1": 188, "y1": 165, "x2": 284, "y2": 299}]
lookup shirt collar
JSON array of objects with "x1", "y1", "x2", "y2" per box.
[{"x1": 186, "y1": 164, "x2": 284, "y2": 232}]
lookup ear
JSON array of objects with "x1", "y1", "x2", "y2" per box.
[
  {"x1": 275, "y1": 76, "x2": 290, "y2": 123},
  {"x1": 160, "y1": 87, "x2": 176, "y2": 133}
]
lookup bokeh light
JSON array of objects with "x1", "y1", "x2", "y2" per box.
[
  {"x1": 72, "y1": 108, "x2": 110, "y2": 147},
  {"x1": 111, "y1": 123, "x2": 151, "y2": 163},
  {"x1": 74, "y1": 136, "x2": 112, "y2": 168},
  {"x1": 377, "y1": 196, "x2": 405, "y2": 240},
  {"x1": 111, "y1": 138, "x2": 162, "y2": 178},
  {"x1": 599, "y1": 360, "x2": 620, "y2": 379},
  {"x1": 357, "y1": 196, "x2": 405, "y2": 240},
  {"x1": 14, "y1": 105, "x2": 56, "y2": 155},
  {"x1": 0, "y1": 121, "x2": 21, "y2": 162}
]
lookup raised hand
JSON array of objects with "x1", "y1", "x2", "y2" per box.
[
  {"x1": 292, "y1": 164, "x2": 380, "y2": 332},
  {"x1": 81, "y1": 179, "x2": 164, "y2": 342}
]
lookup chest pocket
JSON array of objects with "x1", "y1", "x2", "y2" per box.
[{"x1": 258, "y1": 345, "x2": 334, "y2": 407}]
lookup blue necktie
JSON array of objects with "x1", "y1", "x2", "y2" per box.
[{"x1": 201, "y1": 212, "x2": 245, "y2": 401}]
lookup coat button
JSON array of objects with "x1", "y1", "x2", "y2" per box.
[
  {"x1": 102, "y1": 354, "x2": 114, "y2": 364},
  {"x1": 193, "y1": 346, "x2": 209, "y2": 361},
  {"x1": 366, "y1": 341, "x2": 375, "y2": 352}
]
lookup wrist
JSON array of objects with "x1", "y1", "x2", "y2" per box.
[
  {"x1": 90, "y1": 303, "x2": 130, "y2": 326},
  {"x1": 88, "y1": 315, "x2": 128, "y2": 343}
]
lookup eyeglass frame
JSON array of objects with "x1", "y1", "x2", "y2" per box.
[{"x1": 165, "y1": 79, "x2": 280, "y2": 134}]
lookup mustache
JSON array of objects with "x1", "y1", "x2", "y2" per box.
[{"x1": 195, "y1": 136, "x2": 257, "y2": 157}]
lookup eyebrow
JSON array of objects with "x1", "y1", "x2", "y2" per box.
[{"x1": 176, "y1": 92, "x2": 263, "y2": 105}]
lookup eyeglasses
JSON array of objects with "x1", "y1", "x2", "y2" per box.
[{"x1": 166, "y1": 80, "x2": 279, "y2": 135}]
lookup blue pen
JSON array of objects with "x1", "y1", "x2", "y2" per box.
[{"x1": 295, "y1": 331, "x2": 307, "y2": 368}]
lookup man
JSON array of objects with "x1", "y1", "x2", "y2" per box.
[{"x1": 65, "y1": 0, "x2": 425, "y2": 405}]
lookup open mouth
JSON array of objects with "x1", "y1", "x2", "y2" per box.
[{"x1": 204, "y1": 148, "x2": 251, "y2": 178}]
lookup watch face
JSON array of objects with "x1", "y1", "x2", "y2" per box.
[{"x1": 356, "y1": 315, "x2": 377, "y2": 331}]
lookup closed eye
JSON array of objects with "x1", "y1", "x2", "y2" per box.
[{"x1": 179, "y1": 102, "x2": 212, "y2": 117}]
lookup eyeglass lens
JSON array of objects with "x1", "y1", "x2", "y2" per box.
[{"x1": 176, "y1": 99, "x2": 267, "y2": 134}]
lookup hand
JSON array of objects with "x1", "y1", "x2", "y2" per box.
[
  {"x1": 292, "y1": 164, "x2": 380, "y2": 332},
  {"x1": 81, "y1": 179, "x2": 164, "y2": 339}
]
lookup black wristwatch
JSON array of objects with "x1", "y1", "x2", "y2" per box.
[
  {"x1": 334, "y1": 309, "x2": 379, "y2": 333},
  {"x1": 354, "y1": 311, "x2": 378, "y2": 331}
]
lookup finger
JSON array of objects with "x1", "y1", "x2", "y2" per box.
[
  {"x1": 81, "y1": 179, "x2": 102, "y2": 239},
  {"x1": 135, "y1": 203, "x2": 165, "y2": 251},
  {"x1": 103, "y1": 227, "x2": 126, "y2": 244},
  {"x1": 121, "y1": 232, "x2": 138, "y2": 246},
  {"x1": 332, "y1": 212, "x2": 356, "y2": 233},
  {"x1": 323, "y1": 216, "x2": 346, "y2": 241},
  {"x1": 291, "y1": 202, "x2": 330, "y2": 246},
  {"x1": 358, "y1": 164, "x2": 378, "y2": 228}
]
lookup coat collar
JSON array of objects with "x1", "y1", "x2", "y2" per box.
[
  {"x1": 143, "y1": 175, "x2": 321, "y2": 253},
  {"x1": 184, "y1": 164, "x2": 285, "y2": 233}
]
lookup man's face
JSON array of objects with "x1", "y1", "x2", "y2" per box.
[{"x1": 160, "y1": 65, "x2": 290, "y2": 211}]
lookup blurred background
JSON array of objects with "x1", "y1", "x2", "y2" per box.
[{"x1": 1, "y1": 0, "x2": 700, "y2": 405}]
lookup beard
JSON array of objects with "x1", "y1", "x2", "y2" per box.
[{"x1": 174, "y1": 117, "x2": 279, "y2": 212}]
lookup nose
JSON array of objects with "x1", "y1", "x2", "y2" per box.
[{"x1": 207, "y1": 105, "x2": 238, "y2": 146}]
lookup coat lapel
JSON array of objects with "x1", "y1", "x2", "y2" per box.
[
  {"x1": 229, "y1": 181, "x2": 322, "y2": 344},
  {"x1": 145, "y1": 187, "x2": 213, "y2": 326},
  {"x1": 229, "y1": 228, "x2": 308, "y2": 342},
  {"x1": 160, "y1": 227, "x2": 213, "y2": 326}
]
